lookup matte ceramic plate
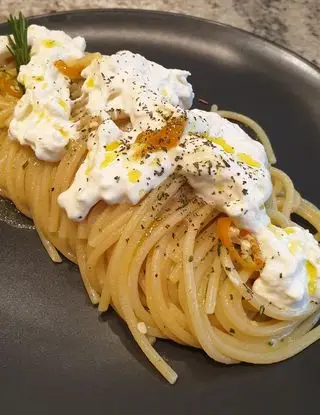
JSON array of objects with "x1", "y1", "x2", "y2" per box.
[{"x1": 0, "y1": 9, "x2": 319, "y2": 415}]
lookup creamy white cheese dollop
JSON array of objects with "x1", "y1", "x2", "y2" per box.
[
  {"x1": 252, "y1": 224, "x2": 320, "y2": 309},
  {"x1": 179, "y1": 109, "x2": 272, "y2": 231},
  {"x1": 81, "y1": 50, "x2": 194, "y2": 117},
  {"x1": 58, "y1": 52, "x2": 191, "y2": 220},
  {"x1": 9, "y1": 25, "x2": 86, "y2": 161}
]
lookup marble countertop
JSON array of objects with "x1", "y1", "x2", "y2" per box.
[{"x1": 0, "y1": 0, "x2": 319, "y2": 67}]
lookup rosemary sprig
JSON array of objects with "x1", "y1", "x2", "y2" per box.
[{"x1": 6, "y1": 12, "x2": 31, "y2": 74}]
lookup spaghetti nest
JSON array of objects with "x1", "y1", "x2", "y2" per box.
[{"x1": 0, "y1": 71, "x2": 319, "y2": 384}]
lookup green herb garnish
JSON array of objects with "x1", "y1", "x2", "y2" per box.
[{"x1": 6, "y1": 12, "x2": 31, "y2": 74}]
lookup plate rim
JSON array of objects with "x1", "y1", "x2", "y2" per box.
[{"x1": 1, "y1": 8, "x2": 319, "y2": 75}]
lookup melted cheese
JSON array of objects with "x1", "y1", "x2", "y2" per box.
[
  {"x1": 253, "y1": 225, "x2": 320, "y2": 309},
  {"x1": 58, "y1": 52, "x2": 191, "y2": 219},
  {"x1": 9, "y1": 25, "x2": 86, "y2": 161}
]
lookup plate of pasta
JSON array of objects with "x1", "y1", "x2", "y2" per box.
[{"x1": 0, "y1": 9, "x2": 319, "y2": 415}]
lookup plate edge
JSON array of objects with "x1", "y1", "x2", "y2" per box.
[{"x1": 0, "y1": 8, "x2": 319, "y2": 74}]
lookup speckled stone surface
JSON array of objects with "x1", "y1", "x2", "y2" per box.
[{"x1": 0, "y1": 0, "x2": 319, "y2": 67}]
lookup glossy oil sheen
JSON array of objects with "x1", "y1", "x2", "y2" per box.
[{"x1": 0, "y1": 9, "x2": 319, "y2": 415}]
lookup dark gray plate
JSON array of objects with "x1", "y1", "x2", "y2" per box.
[{"x1": 0, "y1": 9, "x2": 319, "y2": 415}]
